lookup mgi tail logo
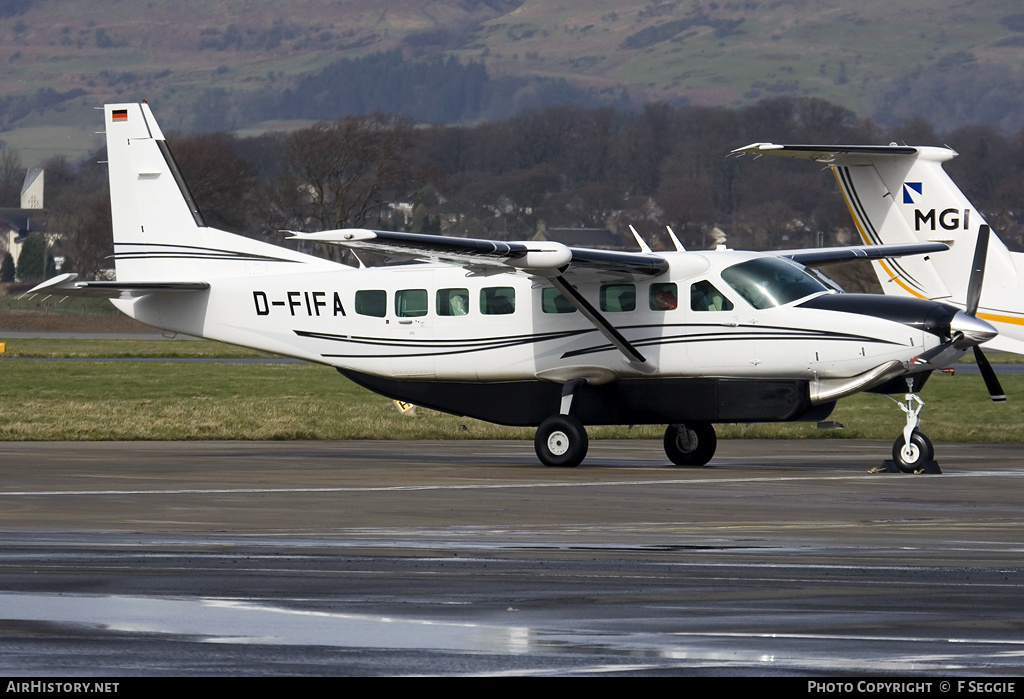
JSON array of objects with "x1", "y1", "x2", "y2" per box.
[
  {"x1": 902, "y1": 182, "x2": 922, "y2": 204},
  {"x1": 904, "y1": 180, "x2": 971, "y2": 231}
]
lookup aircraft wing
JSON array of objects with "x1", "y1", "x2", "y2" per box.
[
  {"x1": 290, "y1": 228, "x2": 668, "y2": 281},
  {"x1": 732, "y1": 142, "x2": 919, "y2": 163},
  {"x1": 293, "y1": 228, "x2": 667, "y2": 369},
  {"x1": 776, "y1": 242, "x2": 950, "y2": 266},
  {"x1": 27, "y1": 273, "x2": 209, "y2": 299}
]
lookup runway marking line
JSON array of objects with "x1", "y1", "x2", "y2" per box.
[{"x1": 1, "y1": 469, "x2": 1021, "y2": 497}]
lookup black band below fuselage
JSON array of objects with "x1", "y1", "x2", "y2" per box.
[{"x1": 338, "y1": 369, "x2": 835, "y2": 426}]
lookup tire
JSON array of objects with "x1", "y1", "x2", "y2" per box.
[
  {"x1": 664, "y1": 422, "x2": 717, "y2": 466},
  {"x1": 535, "y1": 415, "x2": 588, "y2": 467},
  {"x1": 892, "y1": 431, "x2": 934, "y2": 473}
]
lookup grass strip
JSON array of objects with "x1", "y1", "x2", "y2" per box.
[
  {"x1": 0, "y1": 359, "x2": 1020, "y2": 442},
  {"x1": 0, "y1": 338, "x2": 267, "y2": 358}
]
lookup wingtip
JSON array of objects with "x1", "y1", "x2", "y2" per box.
[
  {"x1": 731, "y1": 142, "x2": 782, "y2": 154},
  {"x1": 27, "y1": 272, "x2": 79, "y2": 295}
]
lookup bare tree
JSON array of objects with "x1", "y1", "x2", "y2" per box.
[
  {"x1": 59, "y1": 195, "x2": 113, "y2": 280},
  {"x1": 275, "y1": 114, "x2": 419, "y2": 233},
  {"x1": 170, "y1": 133, "x2": 260, "y2": 235},
  {"x1": 0, "y1": 148, "x2": 25, "y2": 206}
]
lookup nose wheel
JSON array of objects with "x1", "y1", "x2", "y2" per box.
[
  {"x1": 885, "y1": 383, "x2": 940, "y2": 474},
  {"x1": 892, "y1": 430, "x2": 934, "y2": 473}
]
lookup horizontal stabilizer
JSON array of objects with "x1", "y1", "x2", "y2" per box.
[
  {"x1": 27, "y1": 273, "x2": 209, "y2": 299},
  {"x1": 732, "y1": 143, "x2": 919, "y2": 163}
]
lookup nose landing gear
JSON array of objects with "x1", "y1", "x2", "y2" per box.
[{"x1": 885, "y1": 380, "x2": 940, "y2": 474}]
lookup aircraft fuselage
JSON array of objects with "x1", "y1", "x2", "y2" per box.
[{"x1": 110, "y1": 249, "x2": 952, "y2": 426}]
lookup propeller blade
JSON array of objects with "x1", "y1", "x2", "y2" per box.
[
  {"x1": 965, "y1": 225, "x2": 990, "y2": 316},
  {"x1": 973, "y1": 345, "x2": 1006, "y2": 403}
]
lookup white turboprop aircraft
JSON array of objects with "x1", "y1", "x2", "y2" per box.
[{"x1": 31, "y1": 103, "x2": 1002, "y2": 471}]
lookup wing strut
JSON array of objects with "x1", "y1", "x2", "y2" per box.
[{"x1": 550, "y1": 275, "x2": 653, "y2": 371}]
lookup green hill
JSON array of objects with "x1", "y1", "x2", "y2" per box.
[{"x1": 3, "y1": 0, "x2": 1024, "y2": 164}]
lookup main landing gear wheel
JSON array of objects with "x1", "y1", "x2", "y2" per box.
[
  {"x1": 535, "y1": 415, "x2": 589, "y2": 468},
  {"x1": 664, "y1": 422, "x2": 717, "y2": 466},
  {"x1": 892, "y1": 430, "x2": 934, "y2": 473}
]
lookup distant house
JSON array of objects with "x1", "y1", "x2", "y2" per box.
[
  {"x1": 21, "y1": 168, "x2": 42, "y2": 210},
  {"x1": 0, "y1": 209, "x2": 39, "y2": 264}
]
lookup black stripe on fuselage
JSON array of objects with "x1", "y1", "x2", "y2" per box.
[
  {"x1": 297, "y1": 327, "x2": 591, "y2": 358},
  {"x1": 560, "y1": 325, "x2": 901, "y2": 359},
  {"x1": 300, "y1": 323, "x2": 901, "y2": 360},
  {"x1": 114, "y1": 242, "x2": 301, "y2": 264}
]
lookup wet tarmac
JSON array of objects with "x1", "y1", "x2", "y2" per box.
[{"x1": 2, "y1": 439, "x2": 1024, "y2": 676}]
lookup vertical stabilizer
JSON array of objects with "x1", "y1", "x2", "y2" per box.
[
  {"x1": 104, "y1": 102, "x2": 330, "y2": 281},
  {"x1": 832, "y1": 146, "x2": 1017, "y2": 303}
]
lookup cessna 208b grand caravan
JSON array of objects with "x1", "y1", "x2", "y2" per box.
[{"x1": 31, "y1": 103, "x2": 1001, "y2": 471}]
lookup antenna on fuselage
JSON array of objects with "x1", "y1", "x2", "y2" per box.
[
  {"x1": 628, "y1": 225, "x2": 653, "y2": 254},
  {"x1": 666, "y1": 226, "x2": 685, "y2": 252}
]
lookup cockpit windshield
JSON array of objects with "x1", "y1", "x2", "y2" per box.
[{"x1": 720, "y1": 257, "x2": 829, "y2": 309}]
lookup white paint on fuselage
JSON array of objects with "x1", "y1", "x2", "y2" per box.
[{"x1": 116, "y1": 249, "x2": 941, "y2": 386}]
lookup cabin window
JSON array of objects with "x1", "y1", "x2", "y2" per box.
[
  {"x1": 721, "y1": 257, "x2": 828, "y2": 309},
  {"x1": 689, "y1": 280, "x2": 734, "y2": 312},
  {"x1": 437, "y1": 288, "x2": 469, "y2": 316},
  {"x1": 396, "y1": 289, "x2": 428, "y2": 317},
  {"x1": 542, "y1": 288, "x2": 576, "y2": 314},
  {"x1": 480, "y1": 287, "x2": 515, "y2": 315},
  {"x1": 600, "y1": 283, "x2": 636, "y2": 312},
  {"x1": 354, "y1": 289, "x2": 387, "y2": 317},
  {"x1": 649, "y1": 283, "x2": 678, "y2": 311}
]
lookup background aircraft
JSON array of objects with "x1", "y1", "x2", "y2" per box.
[
  {"x1": 30, "y1": 104, "x2": 997, "y2": 471},
  {"x1": 733, "y1": 142, "x2": 1024, "y2": 357}
]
